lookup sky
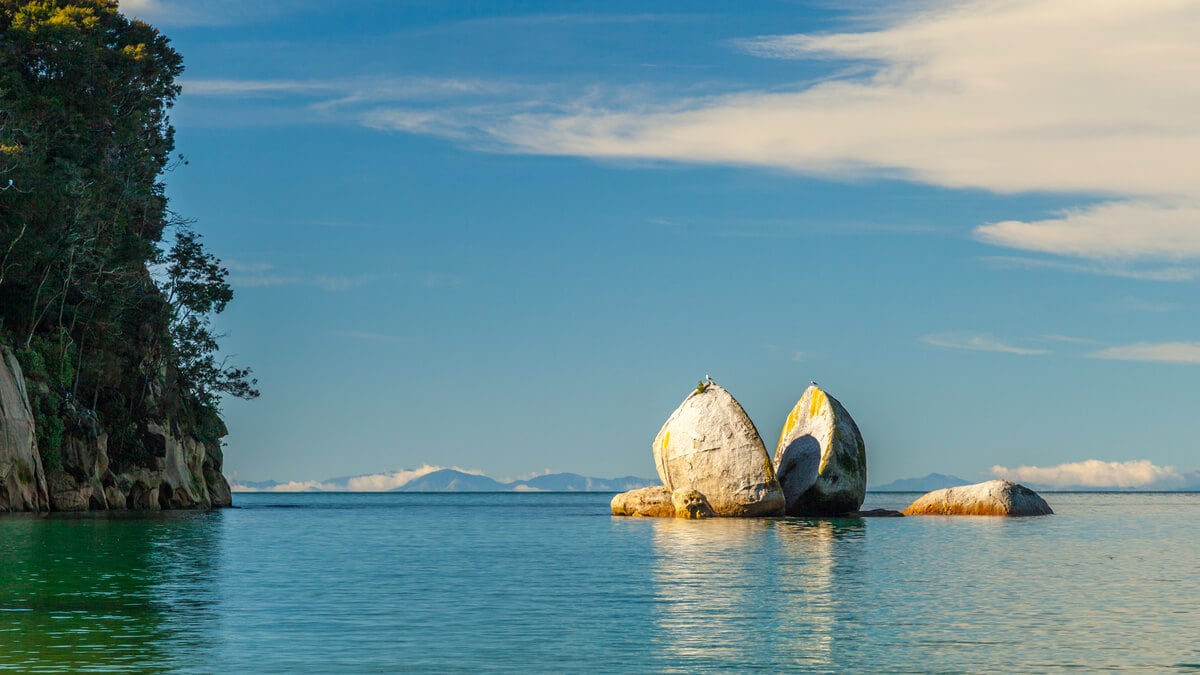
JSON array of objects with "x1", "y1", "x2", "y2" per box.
[{"x1": 116, "y1": 0, "x2": 1200, "y2": 489}]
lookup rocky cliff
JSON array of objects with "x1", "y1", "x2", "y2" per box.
[{"x1": 0, "y1": 346, "x2": 232, "y2": 512}]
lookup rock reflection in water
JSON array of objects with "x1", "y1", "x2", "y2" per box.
[{"x1": 648, "y1": 517, "x2": 865, "y2": 671}]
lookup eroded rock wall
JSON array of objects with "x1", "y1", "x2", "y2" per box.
[{"x1": 0, "y1": 347, "x2": 49, "y2": 511}]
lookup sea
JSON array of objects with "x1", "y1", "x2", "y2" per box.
[{"x1": 1, "y1": 491, "x2": 1197, "y2": 673}]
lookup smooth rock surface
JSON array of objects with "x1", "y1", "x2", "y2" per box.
[
  {"x1": 0, "y1": 347, "x2": 49, "y2": 511},
  {"x1": 653, "y1": 382, "x2": 784, "y2": 517},
  {"x1": 611, "y1": 485, "x2": 675, "y2": 517},
  {"x1": 773, "y1": 385, "x2": 867, "y2": 515},
  {"x1": 903, "y1": 480, "x2": 1053, "y2": 516}
]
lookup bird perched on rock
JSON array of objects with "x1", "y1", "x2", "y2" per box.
[{"x1": 810, "y1": 380, "x2": 819, "y2": 387}]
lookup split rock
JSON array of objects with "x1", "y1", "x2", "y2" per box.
[
  {"x1": 653, "y1": 382, "x2": 785, "y2": 517},
  {"x1": 902, "y1": 480, "x2": 1053, "y2": 517},
  {"x1": 611, "y1": 485, "x2": 675, "y2": 518},
  {"x1": 773, "y1": 385, "x2": 867, "y2": 516}
]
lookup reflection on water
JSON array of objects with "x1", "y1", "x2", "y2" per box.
[
  {"x1": 0, "y1": 512, "x2": 221, "y2": 672},
  {"x1": 1, "y1": 492, "x2": 1199, "y2": 671},
  {"x1": 650, "y1": 517, "x2": 866, "y2": 672}
]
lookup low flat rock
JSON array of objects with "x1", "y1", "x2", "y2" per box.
[
  {"x1": 773, "y1": 385, "x2": 867, "y2": 516},
  {"x1": 902, "y1": 480, "x2": 1053, "y2": 517},
  {"x1": 653, "y1": 382, "x2": 785, "y2": 517},
  {"x1": 611, "y1": 485, "x2": 675, "y2": 518}
]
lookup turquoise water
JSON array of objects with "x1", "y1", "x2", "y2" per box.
[{"x1": 1, "y1": 492, "x2": 1198, "y2": 672}]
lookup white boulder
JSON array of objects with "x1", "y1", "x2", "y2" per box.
[
  {"x1": 903, "y1": 480, "x2": 1053, "y2": 516},
  {"x1": 773, "y1": 385, "x2": 867, "y2": 515},
  {"x1": 653, "y1": 382, "x2": 785, "y2": 517}
]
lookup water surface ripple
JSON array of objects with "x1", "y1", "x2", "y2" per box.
[{"x1": 1, "y1": 492, "x2": 1198, "y2": 672}]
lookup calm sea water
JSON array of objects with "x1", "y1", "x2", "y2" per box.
[{"x1": 1, "y1": 491, "x2": 1198, "y2": 673}]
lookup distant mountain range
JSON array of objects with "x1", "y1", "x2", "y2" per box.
[
  {"x1": 231, "y1": 470, "x2": 657, "y2": 493},
  {"x1": 395, "y1": 469, "x2": 657, "y2": 492},
  {"x1": 870, "y1": 473, "x2": 971, "y2": 492}
]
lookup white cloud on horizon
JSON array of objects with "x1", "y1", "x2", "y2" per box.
[
  {"x1": 1087, "y1": 342, "x2": 1200, "y2": 364},
  {"x1": 230, "y1": 464, "x2": 487, "y2": 492},
  {"x1": 991, "y1": 459, "x2": 1184, "y2": 489},
  {"x1": 921, "y1": 333, "x2": 1047, "y2": 356}
]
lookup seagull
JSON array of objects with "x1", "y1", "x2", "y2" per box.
[
  {"x1": 705, "y1": 374, "x2": 714, "y2": 384},
  {"x1": 810, "y1": 380, "x2": 818, "y2": 387}
]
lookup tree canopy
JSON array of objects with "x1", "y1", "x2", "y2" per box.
[{"x1": 0, "y1": 1, "x2": 255, "y2": 467}]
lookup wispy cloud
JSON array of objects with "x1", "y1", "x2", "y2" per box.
[
  {"x1": 921, "y1": 333, "x2": 1047, "y2": 356},
  {"x1": 182, "y1": 79, "x2": 339, "y2": 97},
  {"x1": 975, "y1": 201, "x2": 1200, "y2": 262},
  {"x1": 118, "y1": 0, "x2": 312, "y2": 26},
  {"x1": 1038, "y1": 334, "x2": 1097, "y2": 345},
  {"x1": 981, "y1": 256, "x2": 1200, "y2": 282},
  {"x1": 1087, "y1": 342, "x2": 1200, "y2": 365},
  {"x1": 227, "y1": 269, "x2": 382, "y2": 292},
  {"x1": 991, "y1": 459, "x2": 1184, "y2": 489},
  {"x1": 360, "y1": 1, "x2": 1200, "y2": 269}
]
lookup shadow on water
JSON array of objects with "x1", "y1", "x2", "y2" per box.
[
  {"x1": 0, "y1": 511, "x2": 223, "y2": 672},
  {"x1": 648, "y1": 517, "x2": 866, "y2": 672}
]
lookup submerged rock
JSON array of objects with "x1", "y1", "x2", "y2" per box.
[
  {"x1": 846, "y1": 508, "x2": 904, "y2": 518},
  {"x1": 0, "y1": 347, "x2": 49, "y2": 512},
  {"x1": 611, "y1": 485, "x2": 675, "y2": 517},
  {"x1": 773, "y1": 385, "x2": 867, "y2": 516},
  {"x1": 653, "y1": 382, "x2": 785, "y2": 517},
  {"x1": 902, "y1": 480, "x2": 1053, "y2": 517}
]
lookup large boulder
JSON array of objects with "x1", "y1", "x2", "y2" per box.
[
  {"x1": 611, "y1": 485, "x2": 675, "y2": 517},
  {"x1": 902, "y1": 480, "x2": 1053, "y2": 516},
  {"x1": 0, "y1": 347, "x2": 49, "y2": 511},
  {"x1": 773, "y1": 385, "x2": 867, "y2": 516},
  {"x1": 653, "y1": 382, "x2": 785, "y2": 517}
]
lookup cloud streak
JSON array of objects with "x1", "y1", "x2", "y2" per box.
[
  {"x1": 921, "y1": 333, "x2": 1047, "y2": 356},
  {"x1": 991, "y1": 459, "x2": 1184, "y2": 489},
  {"x1": 1087, "y1": 342, "x2": 1200, "y2": 365}
]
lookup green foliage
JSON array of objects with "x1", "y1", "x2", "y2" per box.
[
  {"x1": 0, "y1": 1, "x2": 256, "y2": 470},
  {"x1": 696, "y1": 380, "x2": 708, "y2": 394},
  {"x1": 15, "y1": 335, "x2": 71, "y2": 471},
  {"x1": 159, "y1": 227, "x2": 258, "y2": 408}
]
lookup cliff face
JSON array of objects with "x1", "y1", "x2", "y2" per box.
[
  {"x1": 0, "y1": 345, "x2": 232, "y2": 513},
  {"x1": 0, "y1": 347, "x2": 49, "y2": 511}
]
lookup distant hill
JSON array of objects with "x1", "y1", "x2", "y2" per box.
[
  {"x1": 871, "y1": 473, "x2": 970, "y2": 492},
  {"x1": 232, "y1": 468, "x2": 659, "y2": 493},
  {"x1": 395, "y1": 469, "x2": 507, "y2": 492},
  {"x1": 393, "y1": 470, "x2": 657, "y2": 492},
  {"x1": 231, "y1": 479, "x2": 286, "y2": 490},
  {"x1": 513, "y1": 473, "x2": 657, "y2": 492}
]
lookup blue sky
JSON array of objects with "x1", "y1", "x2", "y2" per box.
[{"x1": 120, "y1": 0, "x2": 1200, "y2": 489}]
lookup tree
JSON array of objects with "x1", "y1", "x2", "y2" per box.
[
  {"x1": 0, "y1": 1, "x2": 255, "y2": 468},
  {"x1": 159, "y1": 225, "x2": 259, "y2": 407}
]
